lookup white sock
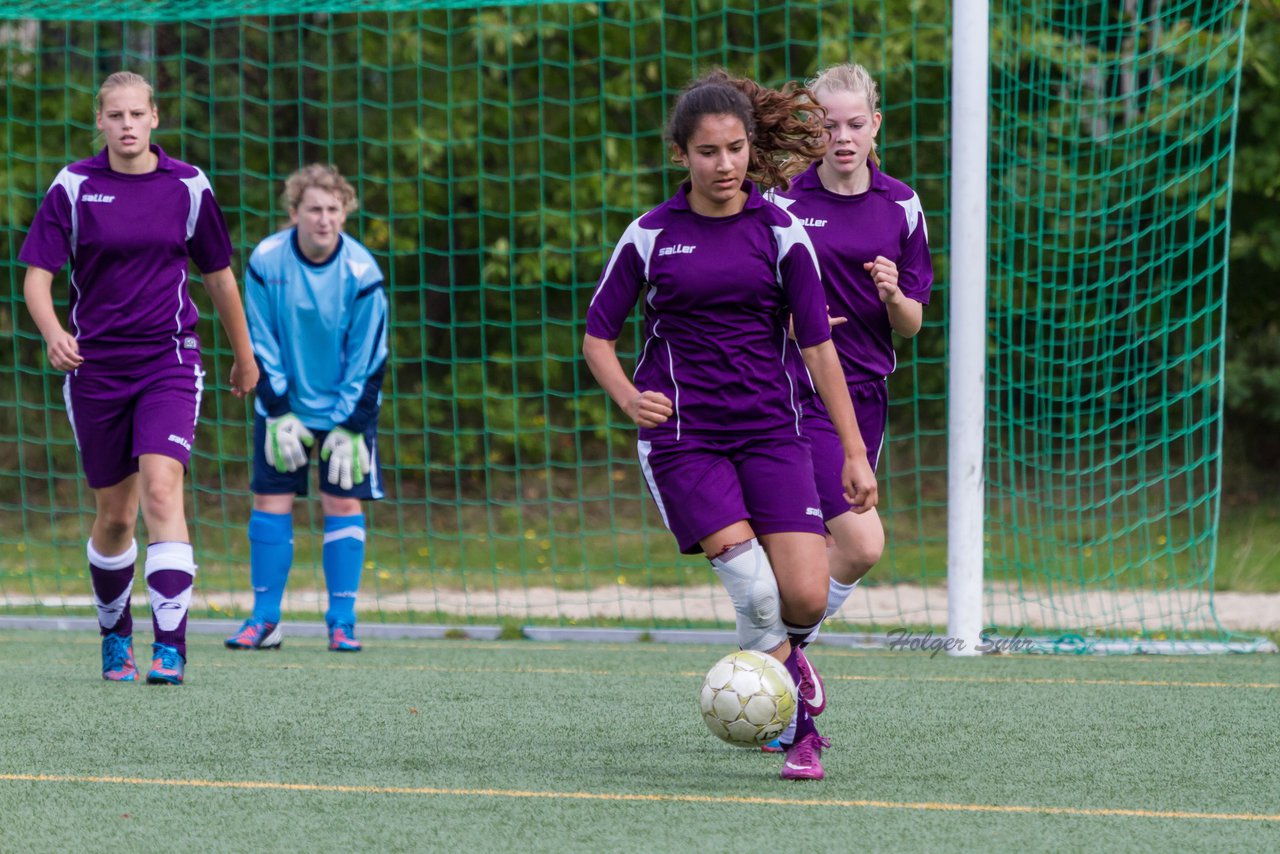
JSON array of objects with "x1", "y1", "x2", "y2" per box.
[{"x1": 144, "y1": 542, "x2": 197, "y2": 634}]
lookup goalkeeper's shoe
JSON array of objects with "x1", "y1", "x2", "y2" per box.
[
  {"x1": 328, "y1": 622, "x2": 362, "y2": 652},
  {"x1": 146, "y1": 643, "x2": 186, "y2": 686},
  {"x1": 793, "y1": 646, "x2": 826, "y2": 716},
  {"x1": 780, "y1": 733, "x2": 831, "y2": 781},
  {"x1": 224, "y1": 618, "x2": 282, "y2": 650},
  {"x1": 101, "y1": 633, "x2": 137, "y2": 682}
]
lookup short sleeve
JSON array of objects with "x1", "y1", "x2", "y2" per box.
[
  {"x1": 586, "y1": 220, "x2": 652, "y2": 341},
  {"x1": 18, "y1": 176, "x2": 75, "y2": 273},
  {"x1": 896, "y1": 192, "x2": 934, "y2": 305},
  {"x1": 185, "y1": 177, "x2": 234, "y2": 274}
]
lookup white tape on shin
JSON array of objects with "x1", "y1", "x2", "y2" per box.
[{"x1": 710, "y1": 539, "x2": 785, "y2": 652}]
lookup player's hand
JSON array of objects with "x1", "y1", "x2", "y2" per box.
[
  {"x1": 841, "y1": 453, "x2": 878, "y2": 513},
  {"x1": 229, "y1": 358, "x2": 260, "y2": 399},
  {"x1": 265, "y1": 413, "x2": 314, "y2": 473},
  {"x1": 321, "y1": 426, "x2": 371, "y2": 490},
  {"x1": 623, "y1": 390, "x2": 673, "y2": 428},
  {"x1": 43, "y1": 329, "x2": 83, "y2": 372},
  {"x1": 864, "y1": 256, "x2": 902, "y2": 304},
  {"x1": 787, "y1": 307, "x2": 847, "y2": 341}
]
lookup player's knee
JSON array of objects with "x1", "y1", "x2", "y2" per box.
[
  {"x1": 746, "y1": 580, "x2": 781, "y2": 626},
  {"x1": 787, "y1": 586, "x2": 828, "y2": 626},
  {"x1": 831, "y1": 541, "x2": 880, "y2": 582},
  {"x1": 94, "y1": 515, "x2": 133, "y2": 545},
  {"x1": 139, "y1": 478, "x2": 182, "y2": 516},
  {"x1": 831, "y1": 521, "x2": 884, "y2": 581}
]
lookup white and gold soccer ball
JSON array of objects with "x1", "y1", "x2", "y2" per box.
[{"x1": 698, "y1": 649, "x2": 797, "y2": 747}]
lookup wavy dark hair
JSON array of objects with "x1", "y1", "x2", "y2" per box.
[{"x1": 666, "y1": 69, "x2": 827, "y2": 190}]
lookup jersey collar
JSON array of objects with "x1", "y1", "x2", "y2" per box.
[
  {"x1": 795, "y1": 157, "x2": 889, "y2": 195},
  {"x1": 671, "y1": 179, "x2": 766, "y2": 213},
  {"x1": 290, "y1": 227, "x2": 345, "y2": 268},
  {"x1": 88, "y1": 144, "x2": 176, "y2": 172}
]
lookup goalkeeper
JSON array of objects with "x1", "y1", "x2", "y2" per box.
[{"x1": 225, "y1": 164, "x2": 389, "y2": 653}]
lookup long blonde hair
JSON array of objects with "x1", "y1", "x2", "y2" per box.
[{"x1": 806, "y1": 63, "x2": 881, "y2": 167}]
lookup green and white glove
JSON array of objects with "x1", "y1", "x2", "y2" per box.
[
  {"x1": 265, "y1": 413, "x2": 315, "y2": 473},
  {"x1": 320, "y1": 426, "x2": 371, "y2": 490}
]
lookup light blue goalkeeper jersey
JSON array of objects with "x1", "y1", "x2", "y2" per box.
[{"x1": 245, "y1": 228, "x2": 389, "y2": 432}]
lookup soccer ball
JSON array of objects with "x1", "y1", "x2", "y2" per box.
[{"x1": 698, "y1": 649, "x2": 797, "y2": 747}]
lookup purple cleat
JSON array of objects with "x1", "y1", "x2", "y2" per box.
[
  {"x1": 793, "y1": 647, "x2": 826, "y2": 716},
  {"x1": 780, "y1": 732, "x2": 831, "y2": 781}
]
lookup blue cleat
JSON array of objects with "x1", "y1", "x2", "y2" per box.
[
  {"x1": 101, "y1": 633, "x2": 137, "y2": 682},
  {"x1": 328, "y1": 622, "x2": 362, "y2": 652},
  {"x1": 146, "y1": 642, "x2": 186, "y2": 685},
  {"x1": 761, "y1": 738, "x2": 785, "y2": 754},
  {"x1": 224, "y1": 618, "x2": 282, "y2": 650}
]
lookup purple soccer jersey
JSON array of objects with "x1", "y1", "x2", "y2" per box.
[
  {"x1": 587, "y1": 180, "x2": 830, "y2": 442},
  {"x1": 773, "y1": 159, "x2": 933, "y2": 387},
  {"x1": 19, "y1": 144, "x2": 234, "y2": 368}
]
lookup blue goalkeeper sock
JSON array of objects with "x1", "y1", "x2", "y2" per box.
[
  {"x1": 323, "y1": 514, "x2": 365, "y2": 627},
  {"x1": 248, "y1": 510, "x2": 293, "y2": 624}
]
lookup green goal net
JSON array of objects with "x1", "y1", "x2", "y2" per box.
[{"x1": 0, "y1": 0, "x2": 1261, "y2": 651}]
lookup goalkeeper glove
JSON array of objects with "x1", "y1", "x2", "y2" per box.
[
  {"x1": 321, "y1": 426, "x2": 371, "y2": 490},
  {"x1": 265, "y1": 413, "x2": 314, "y2": 473}
]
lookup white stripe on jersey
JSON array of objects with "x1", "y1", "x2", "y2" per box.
[
  {"x1": 589, "y1": 219, "x2": 662, "y2": 309},
  {"x1": 51, "y1": 169, "x2": 90, "y2": 254},
  {"x1": 896, "y1": 192, "x2": 927, "y2": 241},
  {"x1": 68, "y1": 269, "x2": 84, "y2": 342},
  {"x1": 769, "y1": 212, "x2": 822, "y2": 282},
  {"x1": 779, "y1": 325, "x2": 802, "y2": 436},
  {"x1": 763, "y1": 189, "x2": 797, "y2": 213},
  {"x1": 179, "y1": 169, "x2": 214, "y2": 241},
  {"x1": 664, "y1": 340, "x2": 681, "y2": 441},
  {"x1": 51, "y1": 170, "x2": 91, "y2": 341},
  {"x1": 171, "y1": 269, "x2": 188, "y2": 364}
]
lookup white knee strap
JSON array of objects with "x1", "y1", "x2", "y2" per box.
[{"x1": 710, "y1": 539, "x2": 786, "y2": 653}]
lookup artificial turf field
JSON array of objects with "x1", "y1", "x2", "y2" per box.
[{"x1": 1, "y1": 628, "x2": 1276, "y2": 852}]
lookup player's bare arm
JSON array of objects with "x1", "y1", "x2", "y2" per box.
[
  {"x1": 202, "y1": 266, "x2": 259, "y2": 397},
  {"x1": 582, "y1": 333, "x2": 672, "y2": 428},
  {"x1": 23, "y1": 265, "x2": 83, "y2": 371},
  {"x1": 865, "y1": 255, "x2": 923, "y2": 337}
]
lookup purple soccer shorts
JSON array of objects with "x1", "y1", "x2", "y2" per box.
[
  {"x1": 64, "y1": 357, "x2": 204, "y2": 489},
  {"x1": 638, "y1": 433, "x2": 825, "y2": 555}
]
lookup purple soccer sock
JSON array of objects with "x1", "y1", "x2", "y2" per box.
[
  {"x1": 145, "y1": 542, "x2": 196, "y2": 659},
  {"x1": 88, "y1": 539, "x2": 137, "y2": 637}
]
